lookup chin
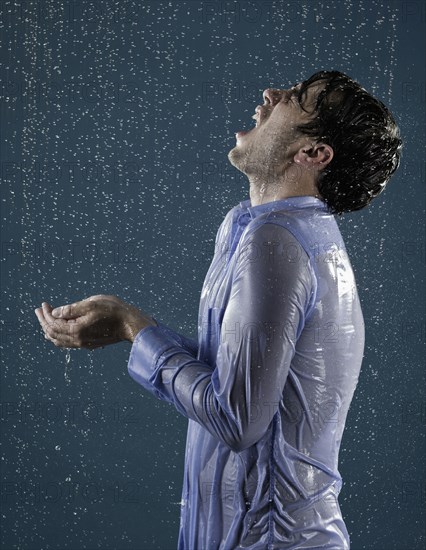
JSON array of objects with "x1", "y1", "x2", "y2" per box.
[{"x1": 227, "y1": 146, "x2": 246, "y2": 172}]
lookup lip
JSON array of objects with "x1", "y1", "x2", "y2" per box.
[{"x1": 235, "y1": 129, "x2": 252, "y2": 141}]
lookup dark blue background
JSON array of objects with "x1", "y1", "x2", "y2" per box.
[{"x1": 1, "y1": 1, "x2": 425, "y2": 548}]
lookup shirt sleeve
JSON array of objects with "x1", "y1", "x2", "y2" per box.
[
  {"x1": 153, "y1": 320, "x2": 198, "y2": 357},
  {"x1": 127, "y1": 222, "x2": 315, "y2": 452}
]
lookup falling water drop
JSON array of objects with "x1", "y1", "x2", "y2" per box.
[{"x1": 64, "y1": 349, "x2": 71, "y2": 384}]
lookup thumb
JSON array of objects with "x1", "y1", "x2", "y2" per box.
[{"x1": 51, "y1": 300, "x2": 91, "y2": 319}]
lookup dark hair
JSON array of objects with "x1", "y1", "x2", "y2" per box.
[{"x1": 294, "y1": 70, "x2": 403, "y2": 215}]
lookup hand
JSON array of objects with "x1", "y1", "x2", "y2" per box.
[{"x1": 34, "y1": 295, "x2": 157, "y2": 349}]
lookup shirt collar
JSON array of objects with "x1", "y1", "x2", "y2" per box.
[{"x1": 238, "y1": 195, "x2": 329, "y2": 219}]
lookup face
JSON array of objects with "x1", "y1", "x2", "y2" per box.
[{"x1": 228, "y1": 80, "x2": 325, "y2": 178}]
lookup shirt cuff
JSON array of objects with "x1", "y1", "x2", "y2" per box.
[{"x1": 127, "y1": 321, "x2": 181, "y2": 397}]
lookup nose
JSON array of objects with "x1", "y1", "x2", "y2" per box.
[{"x1": 263, "y1": 88, "x2": 285, "y2": 106}]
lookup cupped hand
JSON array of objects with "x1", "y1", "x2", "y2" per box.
[{"x1": 34, "y1": 295, "x2": 157, "y2": 349}]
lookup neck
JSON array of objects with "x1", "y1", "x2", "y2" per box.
[{"x1": 247, "y1": 168, "x2": 322, "y2": 207}]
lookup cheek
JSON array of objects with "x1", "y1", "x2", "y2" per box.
[
  {"x1": 270, "y1": 107, "x2": 300, "y2": 127},
  {"x1": 266, "y1": 118, "x2": 299, "y2": 143}
]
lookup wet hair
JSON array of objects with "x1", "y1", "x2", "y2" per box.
[{"x1": 294, "y1": 70, "x2": 403, "y2": 215}]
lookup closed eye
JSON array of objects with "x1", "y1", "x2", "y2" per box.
[
  {"x1": 290, "y1": 89, "x2": 301, "y2": 107},
  {"x1": 279, "y1": 89, "x2": 299, "y2": 106}
]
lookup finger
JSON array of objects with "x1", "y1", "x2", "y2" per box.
[
  {"x1": 39, "y1": 304, "x2": 81, "y2": 345},
  {"x1": 35, "y1": 307, "x2": 58, "y2": 336},
  {"x1": 35, "y1": 306, "x2": 96, "y2": 349},
  {"x1": 43, "y1": 306, "x2": 109, "y2": 347},
  {"x1": 41, "y1": 303, "x2": 72, "y2": 334},
  {"x1": 51, "y1": 300, "x2": 91, "y2": 320},
  {"x1": 47, "y1": 334, "x2": 83, "y2": 348},
  {"x1": 35, "y1": 308, "x2": 67, "y2": 346},
  {"x1": 35, "y1": 307, "x2": 50, "y2": 334},
  {"x1": 43, "y1": 302, "x2": 77, "y2": 324},
  {"x1": 43, "y1": 321, "x2": 82, "y2": 348},
  {"x1": 36, "y1": 308, "x2": 111, "y2": 349},
  {"x1": 50, "y1": 332, "x2": 109, "y2": 349},
  {"x1": 42, "y1": 302, "x2": 66, "y2": 325}
]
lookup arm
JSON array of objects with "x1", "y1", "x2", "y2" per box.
[
  {"x1": 128, "y1": 223, "x2": 314, "y2": 452},
  {"x1": 153, "y1": 320, "x2": 198, "y2": 358}
]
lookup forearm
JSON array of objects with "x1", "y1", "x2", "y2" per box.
[
  {"x1": 153, "y1": 320, "x2": 199, "y2": 357},
  {"x1": 127, "y1": 319, "x2": 298, "y2": 452},
  {"x1": 127, "y1": 326, "x2": 255, "y2": 451}
]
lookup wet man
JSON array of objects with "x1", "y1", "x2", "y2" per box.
[{"x1": 35, "y1": 71, "x2": 402, "y2": 549}]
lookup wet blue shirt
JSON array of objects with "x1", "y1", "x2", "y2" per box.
[{"x1": 127, "y1": 196, "x2": 365, "y2": 549}]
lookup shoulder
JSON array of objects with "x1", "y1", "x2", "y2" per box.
[
  {"x1": 232, "y1": 223, "x2": 314, "y2": 293},
  {"x1": 220, "y1": 203, "x2": 245, "y2": 230},
  {"x1": 242, "y1": 209, "x2": 344, "y2": 263},
  {"x1": 239, "y1": 216, "x2": 310, "y2": 265},
  {"x1": 213, "y1": 204, "x2": 239, "y2": 243}
]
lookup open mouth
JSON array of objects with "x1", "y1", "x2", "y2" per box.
[{"x1": 235, "y1": 105, "x2": 263, "y2": 140}]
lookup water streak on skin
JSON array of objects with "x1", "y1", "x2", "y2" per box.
[{"x1": 258, "y1": 182, "x2": 267, "y2": 203}]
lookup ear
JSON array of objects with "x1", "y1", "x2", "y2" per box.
[{"x1": 293, "y1": 142, "x2": 334, "y2": 171}]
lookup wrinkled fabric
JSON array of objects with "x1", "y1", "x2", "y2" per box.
[{"x1": 127, "y1": 196, "x2": 365, "y2": 550}]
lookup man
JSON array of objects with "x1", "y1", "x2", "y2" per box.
[{"x1": 35, "y1": 70, "x2": 402, "y2": 549}]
